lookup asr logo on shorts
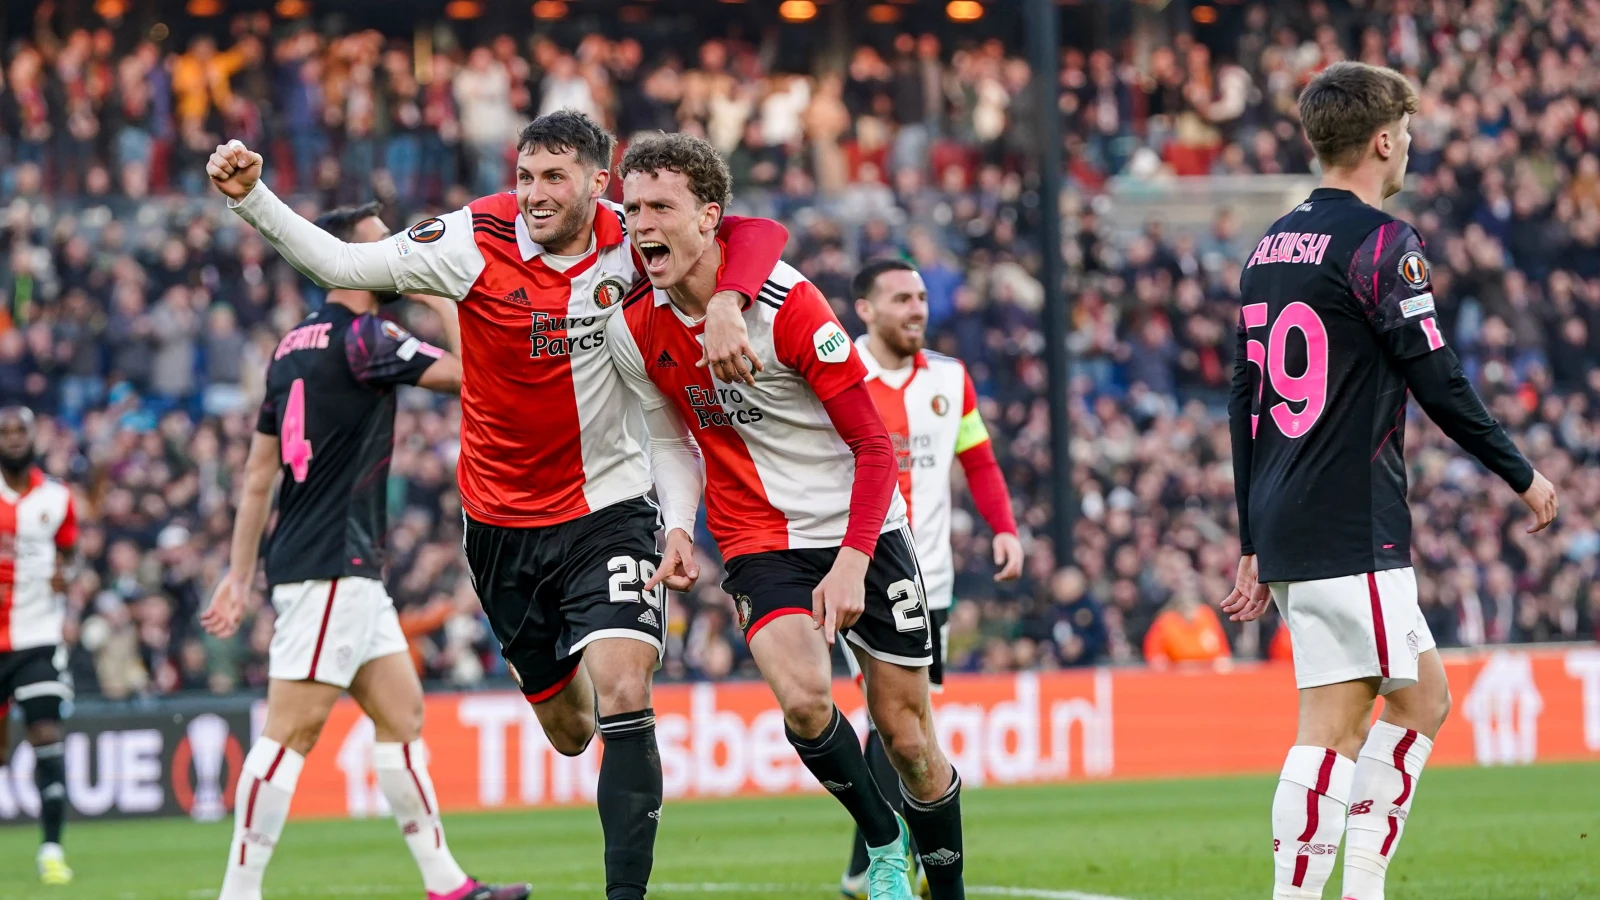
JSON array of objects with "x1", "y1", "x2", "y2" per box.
[
  {"x1": 1407, "y1": 630, "x2": 1420, "y2": 659},
  {"x1": 734, "y1": 594, "x2": 753, "y2": 630}
]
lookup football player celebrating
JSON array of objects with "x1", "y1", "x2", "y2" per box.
[{"x1": 607, "y1": 133, "x2": 965, "y2": 900}]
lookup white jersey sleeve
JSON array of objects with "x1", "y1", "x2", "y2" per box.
[
  {"x1": 607, "y1": 312, "x2": 703, "y2": 534},
  {"x1": 228, "y1": 181, "x2": 485, "y2": 301}
]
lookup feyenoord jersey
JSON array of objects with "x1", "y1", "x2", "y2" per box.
[
  {"x1": 256, "y1": 304, "x2": 442, "y2": 586},
  {"x1": 380, "y1": 195, "x2": 784, "y2": 528},
  {"x1": 1234, "y1": 188, "x2": 1454, "y2": 583},
  {"x1": 608, "y1": 260, "x2": 908, "y2": 560},
  {"x1": 0, "y1": 469, "x2": 76, "y2": 652},
  {"x1": 857, "y1": 338, "x2": 986, "y2": 610}
]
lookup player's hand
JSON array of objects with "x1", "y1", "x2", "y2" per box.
[
  {"x1": 200, "y1": 573, "x2": 250, "y2": 638},
  {"x1": 1220, "y1": 553, "x2": 1272, "y2": 622},
  {"x1": 645, "y1": 528, "x2": 700, "y2": 593},
  {"x1": 1519, "y1": 470, "x2": 1559, "y2": 533},
  {"x1": 699, "y1": 291, "x2": 763, "y2": 386},
  {"x1": 992, "y1": 532, "x2": 1024, "y2": 582},
  {"x1": 812, "y1": 547, "x2": 869, "y2": 645},
  {"x1": 206, "y1": 139, "x2": 264, "y2": 202},
  {"x1": 50, "y1": 571, "x2": 68, "y2": 594}
]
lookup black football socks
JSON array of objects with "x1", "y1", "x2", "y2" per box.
[
  {"x1": 596, "y1": 709, "x2": 661, "y2": 900},
  {"x1": 34, "y1": 740, "x2": 66, "y2": 846},
  {"x1": 787, "y1": 706, "x2": 900, "y2": 848},
  {"x1": 902, "y1": 769, "x2": 965, "y2": 900},
  {"x1": 846, "y1": 727, "x2": 910, "y2": 876}
]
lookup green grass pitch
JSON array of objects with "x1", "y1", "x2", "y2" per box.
[{"x1": 0, "y1": 763, "x2": 1593, "y2": 899}]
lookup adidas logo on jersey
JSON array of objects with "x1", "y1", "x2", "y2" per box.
[
  {"x1": 638, "y1": 608, "x2": 660, "y2": 627},
  {"x1": 501, "y1": 287, "x2": 531, "y2": 306},
  {"x1": 920, "y1": 848, "x2": 961, "y2": 866},
  {"x1": 656, "y1": 350, "x2": 677, "y2": 368}
]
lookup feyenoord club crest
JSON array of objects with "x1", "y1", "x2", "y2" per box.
[
  {"x1": 594, "y1": 276, "x2": 628, "y2": 308},
  {"x1": 735, "y1": 593, "x2": 753, "y2": 630},
  {"x1": 381, "y1": 320, "x2": 408, "y2": 341},
  {"x1": 931, "y1": 394, "x2": 951, "y2": 416}
]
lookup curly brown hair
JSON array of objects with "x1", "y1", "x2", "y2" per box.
[
  {"x1": 1298, "y1": 61, "x2": 1419, "y2": 169},
  {"x1": 617, "y1": 132, "x2": 732, "y2": 216}
]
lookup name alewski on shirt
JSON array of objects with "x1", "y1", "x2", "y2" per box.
[{"x1": 1245, "y1": 231, "x2": 1333, "y2": 267}]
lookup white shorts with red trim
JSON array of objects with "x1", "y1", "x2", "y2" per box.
[
  {"x1": 268, "y1": 577, "x2": 408, "y2": 688},
  {"x1": 1269, "y1": 566, "x2": 1436, "y2": 695}
]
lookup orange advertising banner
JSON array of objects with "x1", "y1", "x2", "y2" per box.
[{"x1": 282, "y1": 646, "x2": 1600, "y2": 818}]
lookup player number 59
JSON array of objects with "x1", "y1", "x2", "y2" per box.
[
  {"x1": 608, "y1": 555, "x2": 664, "y2": 609},
  {"x1": 1241, "y1": 302, "x2": 1329, "y2": 439}
]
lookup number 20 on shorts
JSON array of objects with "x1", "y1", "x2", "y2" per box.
[{"x1": 1242, "y1": 302, "x2": 1328, "y2": 439}]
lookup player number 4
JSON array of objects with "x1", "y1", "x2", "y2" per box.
[
  {"x1": 608, "y1": 555, "x2": 664, "y2": 609},
  {"x1": 1241, "y1": 302, "x2": 1329, "y2": 439},
  {"x1": 280, "y1": 378, "x2": 314, "y2": 482}
]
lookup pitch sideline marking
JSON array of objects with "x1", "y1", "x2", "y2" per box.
[{"x1": 170, "y1": 882, "x2": 1139, "y2": 899}]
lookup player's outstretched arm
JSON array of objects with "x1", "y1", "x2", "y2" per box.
[
  {"x1": 201, "y1": 431, "x2": 279, "y2": 638},
  {"x1": 210, "y1": 141, "x2": 403, "y2": 292}
]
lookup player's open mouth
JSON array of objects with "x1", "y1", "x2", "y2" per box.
[{"x1": 638, "y1": 240, "x2": 671, "y2": 274}]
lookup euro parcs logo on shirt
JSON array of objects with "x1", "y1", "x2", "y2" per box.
[{"x1": 813, "y1": 322, "x2": 850, "y2": 364}]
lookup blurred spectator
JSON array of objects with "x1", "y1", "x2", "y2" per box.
[{"x1": 0, "y1": 1, "x2": 1594, "y2": 699}]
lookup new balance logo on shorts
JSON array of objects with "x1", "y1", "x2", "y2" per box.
[
  {"x1": 638, "y1": 608, "x2": 659, "y2": 627},
  {"x1": 655, "y1": 350, "x2": 677, "y2": 368},
  {"x1": 921, "y1": 848, "x2": 961, "y2": 866},
  {"x1": 1349, "y1": 800, "x2": 1375, "y2": 815}
]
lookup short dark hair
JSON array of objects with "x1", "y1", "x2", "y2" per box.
[
  {"x1": 852, "y1": 258, "x2": 917, "y2": 301},
  {"x1": 517, "y1": 109, "x2": 616, "y2": 171},
  {"x1": 1298, "y1": 61, "x2": 1419, "y2": 169},
  {"x1": 617, "y1": 132, "x2": 732, "y2": 216},
  {"x1": 314, "y1": 201, "x2": 384, "y2": 242}
]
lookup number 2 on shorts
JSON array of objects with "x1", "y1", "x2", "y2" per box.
[
  {"x1": 281, "y1": 378, "x2": 314, "y2": 482},
  {"x1": 888, "y1": 579, "x2": 927, "y2": 632}
]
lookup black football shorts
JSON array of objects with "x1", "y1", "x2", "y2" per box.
[
  {"x1": 464, "y1": 497, "x2": 665, "y2": 701},
  {"x1": 722, "y1": 526, "x2": 934, "y2": 669},
  {"x1": 0, "y1": 645, "x2": 71, "y2": 723}
]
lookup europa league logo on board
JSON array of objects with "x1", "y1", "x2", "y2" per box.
[{"x1": 172, "y1": 713, "x2": 244, "y2": 822}]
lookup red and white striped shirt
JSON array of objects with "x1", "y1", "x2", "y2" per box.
[
  {"x1": 0, "y1": 469, "x2": 76, "y2": 652},
  {"x1": 609, "y1": 261, "x2": 907, "y2": 559},
  {"x1": 858, "y1": 339, "x2": 1016, "y2": 609},
  {"x1": 381, "y1": 196, "x2": 791, "y2": 527}
]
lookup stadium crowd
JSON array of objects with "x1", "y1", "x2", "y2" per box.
[{"x1": 0, "y1": 0, "x2": 1597, "y2": 699}]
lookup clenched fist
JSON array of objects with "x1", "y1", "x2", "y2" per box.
[{"x1": 206, "y1": 139, "x2": 264, "y2": 202}]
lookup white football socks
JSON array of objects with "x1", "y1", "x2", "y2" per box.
[
  {"x1": 373, "y1": 740, "x2": 470, "y2": 896},
  {"x1": 1271, "y1": 745, "x2": 1355, "y2": 900},
  {"x1": 1342, "y1": 722, "x2": 1434, "y2": 900},
  {"x1": 219, "y1": 738, "x2": 303, "y2": 900}
]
